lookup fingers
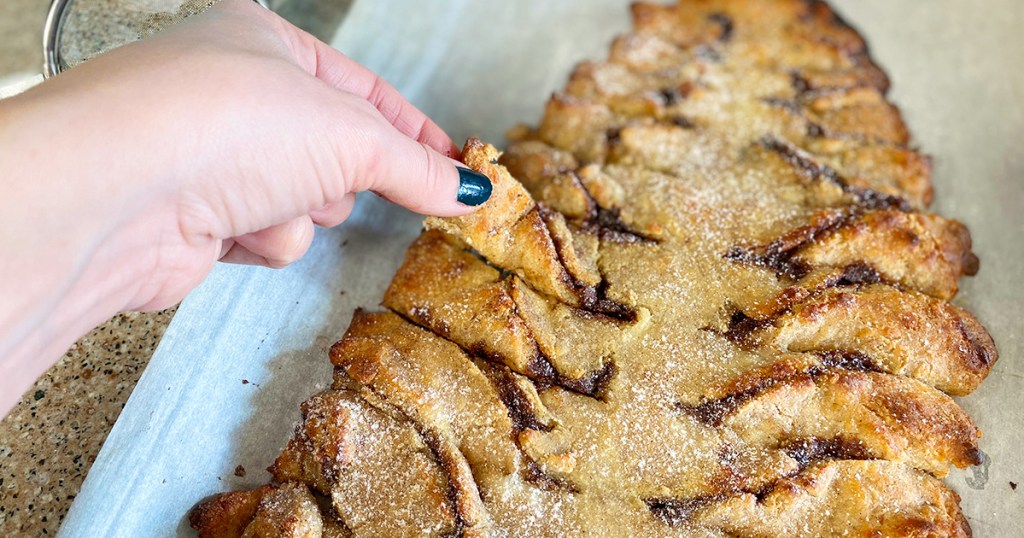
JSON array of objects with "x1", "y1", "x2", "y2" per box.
[
  {"x1": 167, "y1": 2, "x2": 485, "y2": 249},
  {"x1": 219, "y1": 238, "x2": 235, "y2": 259},
  {"x1": 309, "y1": 194, "x2": 356, "y2": 228},
  {"x1": 222, "y1": 215, "x2": 315, "y2": 268},
  {"x1": 348, "y1": 116, "x2": 492, "y2": 217},
  {"x1": 218, "y1": 197, "x2": 355, "y2": 269},
  {"x1": 219, "y1": 242, "x2": 269, "y2": 267},
  {"x1": 201, "y1": 0, "x2": 458, "y2": 156},
  {"x1": 298, "y1": 35, "x2": 459, "y2": 157}
]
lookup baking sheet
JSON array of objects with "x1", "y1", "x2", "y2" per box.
[{"x1": 58, "y1": 1, "x2": 1024, "y2": 536}]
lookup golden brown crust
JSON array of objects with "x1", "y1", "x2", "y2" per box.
[
  {"x1": 191, "y1": 486, "x2": 272, "y2": 538},
  {"x1": 328, "y1": 311, "x2": 513, "y2": 536},
  {"x1": 797, "y1": 210, "x2": 975, "y2": 298},
  {"x1": 691, "y1": 461, "x2": 971, "y2": 537},
  {"x1": 499, "y1": 141, "x2": 593, "y2": 220},
  {"x1": 726, "y1": 207, "x2": 978, "y2": 300},
  {"x1": 241, "y1": 482, "x2": 323, "y2": 538},
  {"x1": 722, "y1": 370, "x2": 982, "y2": 475},
  {"x1": 425, "y1": 140, "x2": 599, "y2": 309},
  {"x1": 192, "y1": 1, "x2": 995, "y2": 535},
  {"x1": 190, "y1": 483, "x2": 326, "y2": 538},
  {"x1": 426, "y1": 140, "x2": 640, "y2": 321},
  {"x1": 270, "y1": 388, "x2": 459, "y2": 537},
  {"x1": 383, "y1": 229, "x2": 649, "y2": 393},
  {"x1": 732, "y1": 284, "x2": 996, "y2": 395}
]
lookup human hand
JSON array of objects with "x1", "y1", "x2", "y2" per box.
[{"x1": 0, "y1": 0, "x2": 491, "y2": 412}]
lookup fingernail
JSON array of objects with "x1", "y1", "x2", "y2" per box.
[{"x1": 456, "y1": 167, "x2": 492, "y2": 206}]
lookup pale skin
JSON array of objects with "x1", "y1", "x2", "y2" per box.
[{"x1": 0, "y1": 0, "x2": 488, "y2": 415}]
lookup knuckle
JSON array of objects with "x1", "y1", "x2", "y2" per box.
[
  {"x1": 367, "y1": 77, "x2": 406, "y2": 124},
  {"x1": 410, "y1": 116, "x2": 430, "y2": 143}
]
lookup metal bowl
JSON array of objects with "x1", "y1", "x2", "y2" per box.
[{"x1": 43, "y1": 0, "x2": 269, "y2": 78}]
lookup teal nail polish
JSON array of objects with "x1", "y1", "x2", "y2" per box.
[{"x1": 456, "y1": 168, "x2": 493, "y2": 206}]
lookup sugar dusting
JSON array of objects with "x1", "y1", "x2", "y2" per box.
[{"x1": 200, "y1": 1, "x2": 986, "y2": 536}]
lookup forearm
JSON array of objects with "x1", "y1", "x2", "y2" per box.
[
  {"x1": 0, "y1": 0, "x2": 486, "y2": 417},
  {"x1": 0, "y1": 89, "x2": 160, "y2": 413}
]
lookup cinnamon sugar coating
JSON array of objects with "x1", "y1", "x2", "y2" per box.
[{"x1": 191, "y1": 1, "x2": 995, "y2": 536}]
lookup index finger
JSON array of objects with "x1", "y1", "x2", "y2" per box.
[{"x1": 286, "y1": 27, "x2": 459, "y2": 158}]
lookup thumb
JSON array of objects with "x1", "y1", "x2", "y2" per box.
[{"x1": 349, "y1": 114, "x2": 492, "y2": 217}]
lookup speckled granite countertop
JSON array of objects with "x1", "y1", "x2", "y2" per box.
[
  {"x1": 0, "y1": 0, "x2": 348, "y2": 534},
  {"x1": 0, "y1": 310, "x2": 176, "y2": 535}
]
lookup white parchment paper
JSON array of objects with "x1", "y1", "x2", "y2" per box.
[{"x1": 59, "y1": 1, "x2": 1023, "y2": 536}]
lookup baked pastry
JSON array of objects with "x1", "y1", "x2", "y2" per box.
[{"x1": 190, "y1": 1, "x2": 997, "y2": 536}]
